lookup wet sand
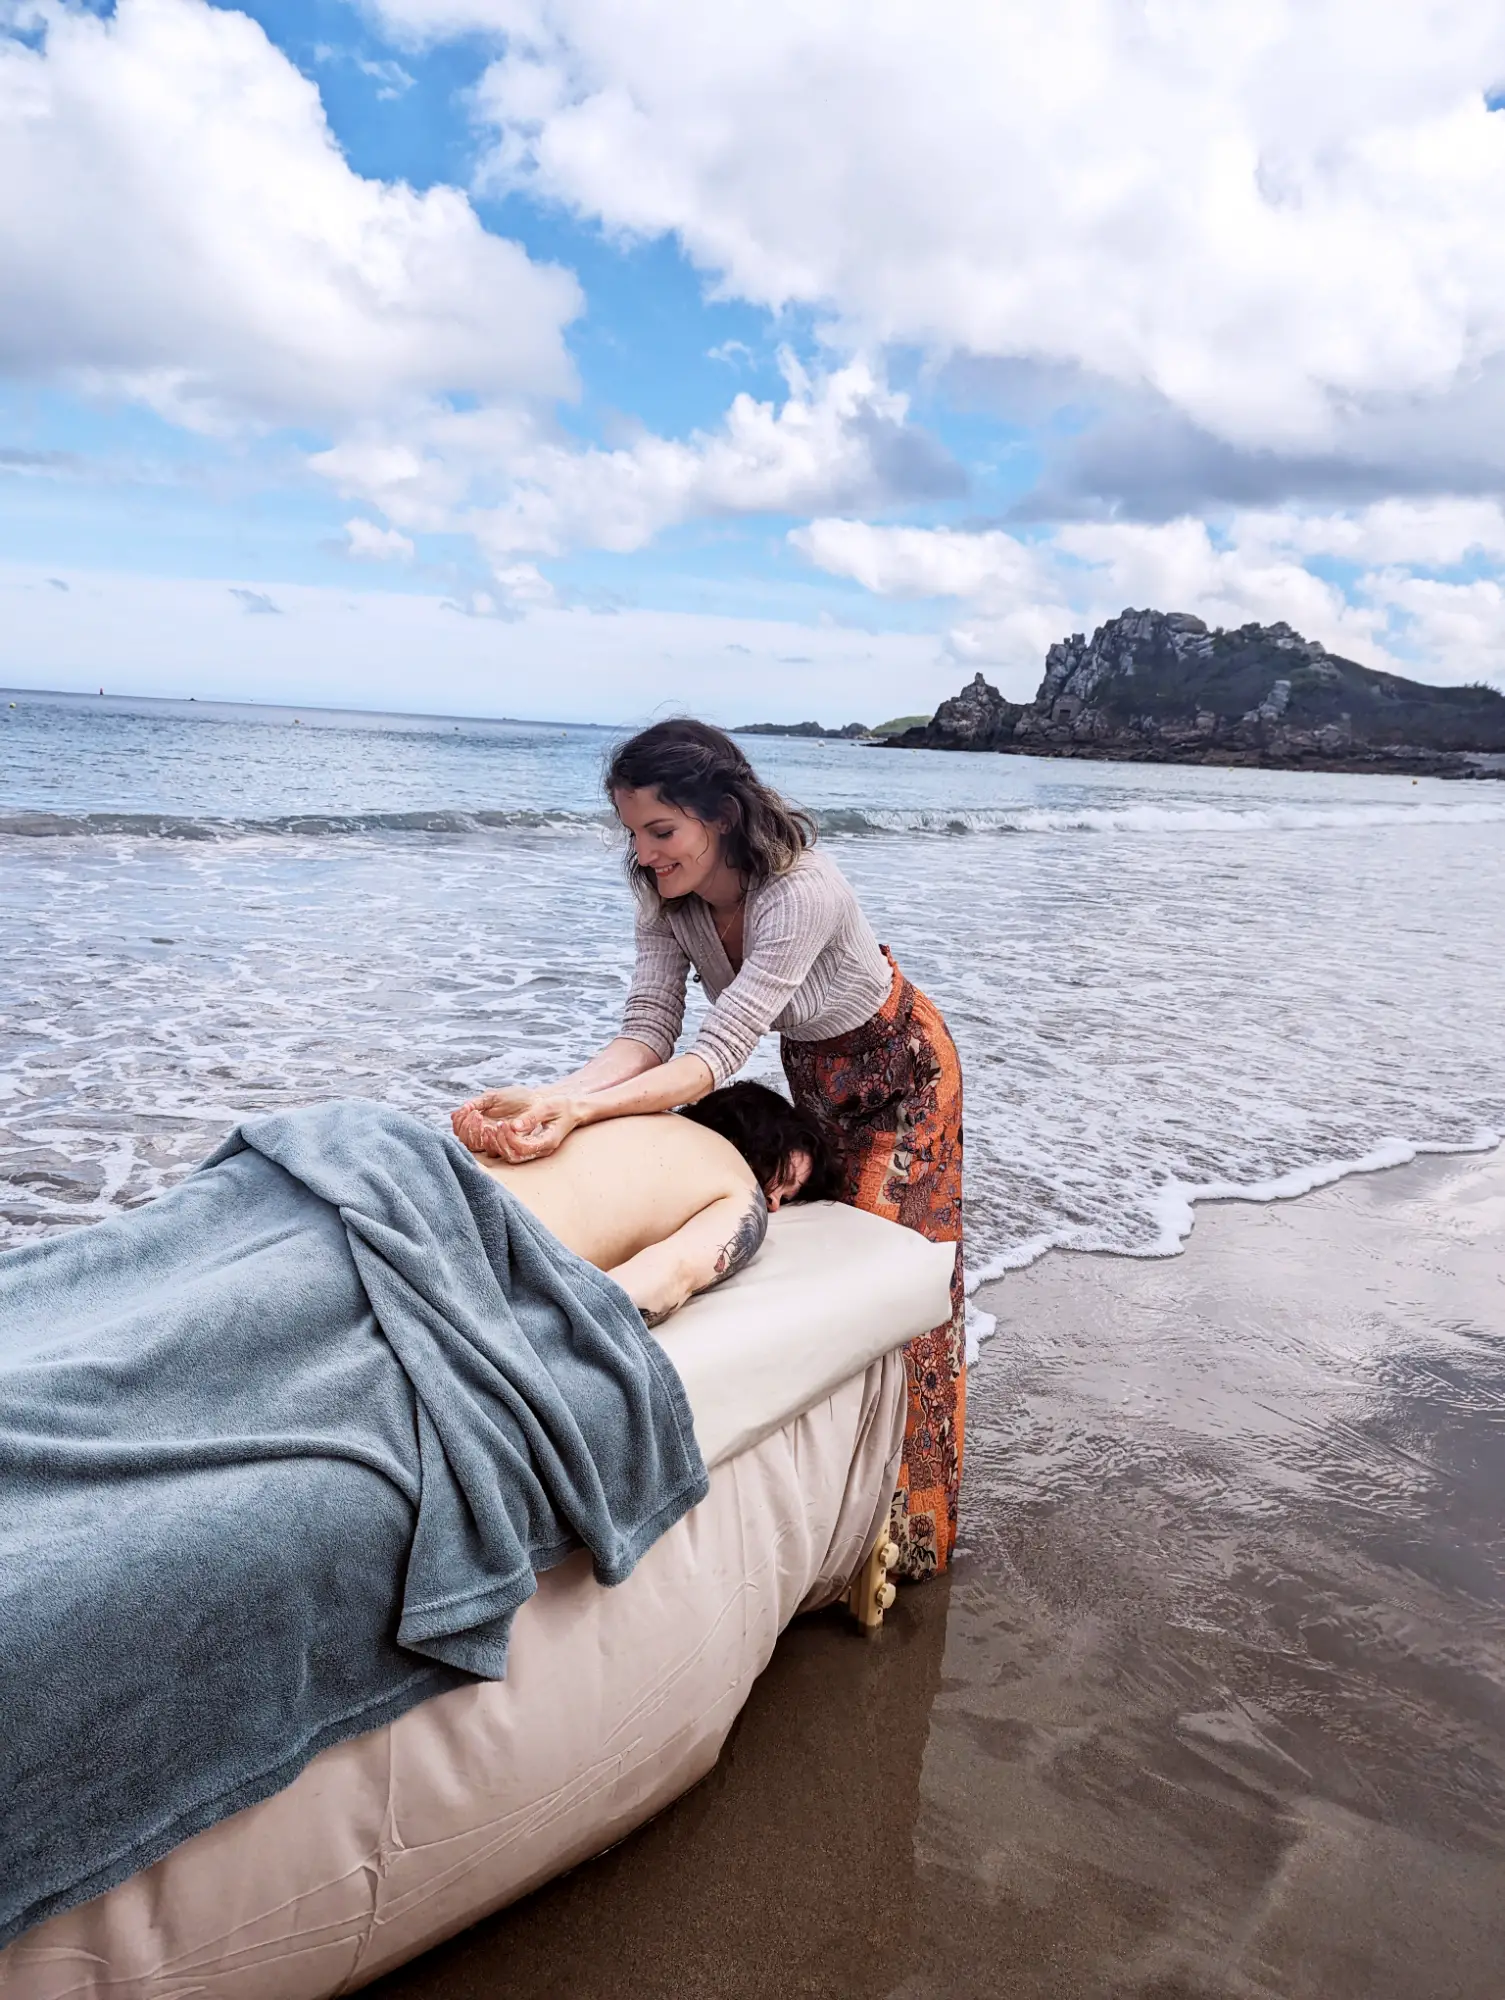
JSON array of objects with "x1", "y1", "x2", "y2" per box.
[{"x1": 374, "y1": 1147, "x2": 1505, "y2": 1999}]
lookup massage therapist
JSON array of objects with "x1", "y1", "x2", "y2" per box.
[{"x1": 454, "y1": 719, "x2": 964, "y2": 1580}]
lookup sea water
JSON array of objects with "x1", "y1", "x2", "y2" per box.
[{"x1": 3, "y1": 688, "x2": 1503, "y2": 1298}]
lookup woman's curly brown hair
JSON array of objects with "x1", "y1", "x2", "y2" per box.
[{"x1": 605, "y1": 718, "x2": 816, "y2": 900}]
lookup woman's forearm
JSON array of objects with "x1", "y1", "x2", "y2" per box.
[
  {"x1": 571, "y1": 1052, "x2": 715, "y2": 1125},
  {"x1": 555, "y1": 1038, "x2": 664, "y2": 1095}
]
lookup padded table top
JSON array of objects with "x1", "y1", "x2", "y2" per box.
[{"x1": 654, "y1": 1200, "x2": 955, "y2": 1469}]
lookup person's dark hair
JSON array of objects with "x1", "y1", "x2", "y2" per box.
[
  {"x1": 605, "y1": 718, "x2": 816, "y2": 900},
  {"x1": 680, "y1": 1082, "x2": 841, "y2": 1204}
]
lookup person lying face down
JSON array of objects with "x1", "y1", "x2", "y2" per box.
[{"x1": 452, "y1": 1081, "x2": 838, "y2": 1328}]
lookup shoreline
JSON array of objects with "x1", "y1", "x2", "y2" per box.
[
  {"x1": 967, "y1": 1130, "x2": 1503, "y2": 1293},
  {"x1": 887, "y1": 736, "x2": 1505, "y2": 782}
]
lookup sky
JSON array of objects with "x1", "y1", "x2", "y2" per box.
[{"x1": 4, "y1": 0, "x2": 1505, "y2": 723}]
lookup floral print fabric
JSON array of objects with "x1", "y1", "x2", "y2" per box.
[{"x1": 782, "y1": 950, "x2": 965, "y2": 1580}]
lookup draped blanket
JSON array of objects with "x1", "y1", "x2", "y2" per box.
[{"x1": 0, "y1": 1101, "x2": 707, "y2": 1947}]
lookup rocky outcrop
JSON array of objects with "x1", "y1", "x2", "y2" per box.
[
  {"x1": 893, "y1": 609, "x2": 1505, "y2": 775},
  {"x1": 892, "y1": 673, "x2": 1024, "y2": 751}
]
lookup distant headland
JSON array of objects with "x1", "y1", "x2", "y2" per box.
[
  {"x1": 889, "y1": 611, "x2": 1505, "y2": 779},
  {"x1": 733, "y1": 716, "x2": 928, "y2": 741}
]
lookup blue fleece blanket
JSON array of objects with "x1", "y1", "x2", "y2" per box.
[{"x1": 0, "y1": 1100, "x2": 708, "y2": 1947}]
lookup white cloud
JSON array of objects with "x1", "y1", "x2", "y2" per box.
[
  {"x1": 791, "y1": 521, "x2": 1042, "y2": 602},
  {"x1": 1047, "y1": 518, "x2": 1384, "y2": 659},
  {"x1": 445, "y1": 561, "x2": 557, "y2": 613},
  {"x1": 790, "y1": 519, "x2": 1079, "y2": 685},
  {"x1": 939, "y1": 607, "x2": 1076, "y2": 683},
  {"x1": 1367, "y1": 572, "x2": 1505, "y2": 685},
  {"x1": 343, "y1": 518, "x2": 417, "y2": 562},
  {"x1": 0, "y1": 0, "x2": 580, "y2": 432},
  {"x1": 471, "y1": 354, "x2": 957, "y2": 556},
  {"x1": 311, "y1": 353, "x2": 959, "y2": 579},
  {"x1": 312, "y1": 44, "x2": 416, "y2": 99},
  {"x1": 1232, "y1": 498, "x2": 1505, "y2": 567},
  {"x1": 311, "y1": 418, "x2": 508, "y2": 534},
  {"x1": 374, "y1": 0, "x2": 1505, "y2": 456},
  {"x1": 0, "y1": 2, "x2": 959, "y2": 606},
  {"x1": 793, "y1": 504, "x2": 1505, "y2": 691},
  {"x1": 353, "y1": 54, "x2": 416, "y2": 99}
]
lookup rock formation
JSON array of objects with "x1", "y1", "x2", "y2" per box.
[
  {"x1": 904, "y1": 674, "x2": 1023, "y2": 752},
  {"x1": 891, "y1": 610, "x2": 1505, "y2": 776}
]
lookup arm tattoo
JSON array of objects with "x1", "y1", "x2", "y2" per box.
[
  {"x1": 705, "y1": 1186, "x2": 769, "y2": 1294},
  {"x1": 637, "y1": 1187, "x2": 769, "y2": 1329}
]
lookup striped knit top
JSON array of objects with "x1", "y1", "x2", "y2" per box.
[{"x1": 620, "y1": 847, "x2": 892, "y2": 1087}]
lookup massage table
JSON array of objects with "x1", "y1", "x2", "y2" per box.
[{"x1": 0, "y1": 1200, "x2": 953, "y2": 2000}]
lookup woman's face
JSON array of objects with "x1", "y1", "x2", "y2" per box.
[
  {"x1": 614, "y1": 786, "x2": 725, "y2": 900},
  {"x1": 765, "y1": 1148, "x2": 813, "y2": 1213}
]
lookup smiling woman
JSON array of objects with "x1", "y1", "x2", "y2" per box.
[{"x1": 452, "y1": 718, "x2": 967, "y2": 1579}]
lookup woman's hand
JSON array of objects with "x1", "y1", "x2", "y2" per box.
[
  {"x1": 468, "y1": 1088, "x2": 544, "y2": 1123},
  {"x1": 451, "y1": 1090, "x2": 582, "y2": 1163},
  {"x1": 451, "y1": 1088, "x2": 537, "y2": 1156},
  {"x1": 450, "y1": 1047, "x2": 712, "y2": 1162}
]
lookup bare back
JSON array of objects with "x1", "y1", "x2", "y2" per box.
[{"x1": 474, "y1": 1114, "x2": 766, "y2": 1324}]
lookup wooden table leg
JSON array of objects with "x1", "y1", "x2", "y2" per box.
[{"x1": 847, "y1": 1534, "x2": 900, "y2": 1633}]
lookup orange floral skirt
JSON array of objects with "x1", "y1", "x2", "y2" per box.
[{"x1": 781, "y1": 950, "x2": 965, "y2": 1580}]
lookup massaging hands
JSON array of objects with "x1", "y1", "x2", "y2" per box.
[{"x1": 451, "y1": 1087, "x2": 582, "y2": 1163}]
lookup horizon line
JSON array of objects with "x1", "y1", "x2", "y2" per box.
[
  {"x1": 1, "y1": 683, "x2": 629, "y2": 733},
  {"x1": 0, "y1": 683, "x2": 902, "y2": 737}
]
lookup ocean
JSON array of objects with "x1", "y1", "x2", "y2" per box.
[{"x1": 4, "y1": 687, "x2": 1503, "y2": 1307}]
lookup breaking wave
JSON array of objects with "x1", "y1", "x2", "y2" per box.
[
  {"x1": 816, "y1": 799, "x2": 1505, "y2": 836},
  {"x1": 0, "y1": 807, "x2": 614, "y2": 841},
  {"x1": 6, "y1": 798, "x2": 1504, "y2": 843}
]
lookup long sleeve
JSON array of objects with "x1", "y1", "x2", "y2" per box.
[
  {"x1": 619, "y1": 899, "x2": 690, "y2": 1062},
  {"x1": 690, "y1": 865, "x2": 840, "y2": 1087}
]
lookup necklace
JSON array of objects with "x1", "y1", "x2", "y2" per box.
[{"x1": 713, "y1": 894, "x2": 745, "y2": 949}]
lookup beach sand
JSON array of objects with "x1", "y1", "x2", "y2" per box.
[{"x1": 372, "y1": 1147, "x2": 1505, "y2": 2000}]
